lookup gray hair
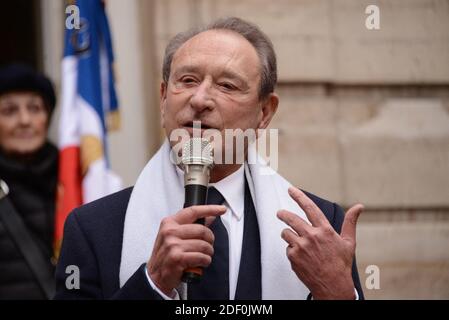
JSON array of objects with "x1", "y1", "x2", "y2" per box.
[{"x1": 162, "y1": 17, "x2": 277, "y2": 100}]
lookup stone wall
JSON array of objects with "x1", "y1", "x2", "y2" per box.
[{"x1": 149, "y1": 0, "x2": 449, "y2": 298}]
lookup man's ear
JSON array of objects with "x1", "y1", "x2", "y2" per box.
[
  {"x1": 160, "y1": 82, "x2": 167, "y2": 108},
  {"x1": 258, "y1": 92, "x2": 279, "y2": 130},
  {"x1": 160, "y1": 82, "x2": 167, "y2": 127}
]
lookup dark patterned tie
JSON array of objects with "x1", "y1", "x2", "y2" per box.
[{"x1": 188, "y1": 187, "x2": 229, "y2": 300}]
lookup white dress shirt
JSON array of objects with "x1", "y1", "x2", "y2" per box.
[{"x1": 146, "y1": 165, "x2": 246, "y2": 300}]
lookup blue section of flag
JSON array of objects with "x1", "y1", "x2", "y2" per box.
[
  {"x1": 63, "y1": 0, "x2": 119, "y2": 153},
  {"x1": 98, "y1": 8, "x2": 118, "y2": 114}
]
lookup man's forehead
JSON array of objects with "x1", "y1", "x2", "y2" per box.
[
  {"x1": 183, "y1": 29, "x2": 244, "y2": 47},
  {"x1": 171, "y1": 30, "x2": 260, "y2": 77}
]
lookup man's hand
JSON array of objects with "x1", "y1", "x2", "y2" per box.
[
  {"x1": 277, "y1": 187, "x2": 364, "y2": 300},
  {"x1": 147, "y1": 205, "x2": 227, "y2": 296}
]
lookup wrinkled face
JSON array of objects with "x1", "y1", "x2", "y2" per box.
[
  {"x1": 0, "y1": 92, "x2": 49, "y2": 156},
  {"x1": 160, "y1": 30, "x2": 278, "y2": 162}
]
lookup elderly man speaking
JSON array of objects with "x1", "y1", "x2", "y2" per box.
[{"x1": 54, "y1": 17, "x2": 364, "y2": 300}]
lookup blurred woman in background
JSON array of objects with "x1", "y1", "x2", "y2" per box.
[{"x1": 0, "y1": 64, "x2": 57, "y2": 299}]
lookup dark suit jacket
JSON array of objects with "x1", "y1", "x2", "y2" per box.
[{"x1": 54, "y1": 187, "x2": 364, "y2": 300}]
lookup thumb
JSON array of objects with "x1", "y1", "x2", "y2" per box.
[{"x1": 341, "y1": 204, "x2": 364, "y2": 243}]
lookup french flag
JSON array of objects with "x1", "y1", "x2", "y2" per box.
[{"x1": 55, "y1": 0, "x2": 121, "y2": 256}]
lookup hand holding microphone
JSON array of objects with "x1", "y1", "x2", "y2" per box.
[
  {"x1": 181, "y1": 138, "x2": 214, "y2": 283},
  {"x1": 146, "y1": 138, "x2": 223, "y2": 295}
]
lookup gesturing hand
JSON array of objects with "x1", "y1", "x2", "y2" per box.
[
  {"x1": 147, "y1": 205, "x2": 226, "y2": 296},
  {"x1": 277, "y1": 187, "x2": 364, "y2": 300}
]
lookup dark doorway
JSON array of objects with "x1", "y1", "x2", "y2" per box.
[{"x1": 0, "y1": 0, "x2": 41, "y2": 69}]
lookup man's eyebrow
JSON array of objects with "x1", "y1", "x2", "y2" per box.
[
  {"x1": 219, "y1": 70, "x2": 248, "y2": 85},
  {"x1": 172, "y1": 65, "x2": 201, "y2": 77}
]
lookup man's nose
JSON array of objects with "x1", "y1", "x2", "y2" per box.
[{"x1": 189, "y1": 80, "x2": 215, "y2": 112}]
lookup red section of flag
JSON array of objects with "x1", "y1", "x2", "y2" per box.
[{"x1": 54, "y1": 146, "x2": 83, "y2": 250}]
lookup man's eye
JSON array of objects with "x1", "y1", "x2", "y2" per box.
[
  {"x1": 181, "y1": 77, "x2": 196, "y2": 83},
  {"x1": 219, "y1": 83, "x2": 236, "y2": 90}
]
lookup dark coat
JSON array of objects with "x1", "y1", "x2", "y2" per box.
[{"x1": 0, "y1": 142, "x2": 58, "y2": 299}]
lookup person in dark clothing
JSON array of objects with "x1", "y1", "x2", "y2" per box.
[{"x1": 0, "y1": 64, "x2": 58, "y2": 299}]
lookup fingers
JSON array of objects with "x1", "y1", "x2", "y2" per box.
[
  {"x1": 280, "y1": 228, "x2": 300, "y2": 246},
  {"x1": 341, "y1": 204, "x2": 364, "y2": 243},
  {"x1": 161, "y1": 252, "x2": 212, "y2": 270},
  {"x1": 174, "y1": 205, "x2": 227, "y2": 225},
  {"x1": 277, "y1": 209, "x2": 313, "y2": 237},
  {"x1": 175, "y1": 224, "x2": 215, "y2": 243},
  {"x1": 178, "y1": 239, "x2": 214, "y2": 257},
  {"x1": 182, "y1": 252, "x2": 213, "y2": 268},
  {"x1": 288, "y1": 187, "x2": 328, "y2": 227},
  {"x1": 149, "y1": 206, "x2": 225, "y2": 293}
]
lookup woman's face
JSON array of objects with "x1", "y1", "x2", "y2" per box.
[{"x1": 0, "y1": 91, "x2": 49, "y2": 156}]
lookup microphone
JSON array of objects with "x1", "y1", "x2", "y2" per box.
[{"x1": 181, "y1": 137, "x2": 214, "y2": 283}]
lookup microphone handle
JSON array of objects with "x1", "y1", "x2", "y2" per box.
[
  {"x1": 182, "y1": 184, "x2": 208, "y2": 283},
  {"x1": 183, "y1": 184, "x2": 208, "y2": 222}
]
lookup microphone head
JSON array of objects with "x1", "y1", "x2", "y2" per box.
[{"x1": 181, "y1": 137, "x2": 214, "y2": 168}]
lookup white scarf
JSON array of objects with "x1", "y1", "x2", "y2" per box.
[{"x1": 119, "y1": 139, "x2": 310, "y2": 299}]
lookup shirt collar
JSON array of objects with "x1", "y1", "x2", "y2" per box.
[{"x1": 209, "y1": 165, "x2": 245, "y2": 221}]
